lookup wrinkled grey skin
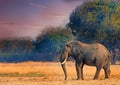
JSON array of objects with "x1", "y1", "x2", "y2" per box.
[{"x1": 60, "y1": 41, "x2": 111, "y2": 80}]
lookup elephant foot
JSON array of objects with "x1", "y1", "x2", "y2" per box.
[
  {"x1": 93, "y1": 77, "x2": 99, "y2": 80},
  {"x1": 77, "y1": 78, "x2": 83, "y2": 80},
  {"x1": 105, "y1": 76, "x2": 109, "y2": 79},
  {"x1": 64, "y1": 76, "x2": 67, "y2": 80},
  {"x1": 64, "y1": 78, "x2": 67, "y2": 80}
]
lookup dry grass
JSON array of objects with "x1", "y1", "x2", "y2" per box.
[{"x1": 0, "y1": 61, "x2": 120, "y2": 85}]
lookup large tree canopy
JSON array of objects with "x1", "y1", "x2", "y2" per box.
[
  {"x1": 67, "y1": 0, "x2": 120, "y2": 49},
  {"x1": 35, "y1": 27, "x2": 74, "y2": 61}
]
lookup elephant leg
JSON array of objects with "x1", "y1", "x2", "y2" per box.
[
  {"x1": 81, "y1": 63, "x2": 84, "y2": 80},
  {"x1": 104, "y1": 69, "x2": 109, "y2": 78},
  {"x1": 93, "y1": 67, "x2": 101, "y2": 79},
  {"x1": 103, "y1": 67, "x2": 109, "y2": 78},
  {"x1": 75, "y1": 62, "x2": 82, "y2": 80},
  {"x1": 103, "y1": 62, "x2": 111, "y2": 79}
]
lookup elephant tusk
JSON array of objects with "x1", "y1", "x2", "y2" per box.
[{"x1": 61, "y1": 58, "x2": 67, "y2": 65}]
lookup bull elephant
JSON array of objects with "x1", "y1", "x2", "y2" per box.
[{"x1": 60, "y1": 41, "x2": 111, "y2": 80}]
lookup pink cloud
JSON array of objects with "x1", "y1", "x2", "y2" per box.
[
  {"x1": 0, "y1": 21, "x2": 42, "y2": 27},
  {"x1": 32, "y1": 3, "x2": 74, "y2": 27},
  {"x1": 40, "y1": 9, "x2": 66, "y2": 19},
  {"x1": 0, "y1": 21, "x2": 44, "y2": 39},
  {"x1": 0, "y1": 0, "x2": 83, "y2": 39},
  {"x1": 0, "y1": 22, "x2": 16, "y2": 25},
  {"x1": 29, "y1": 2, "x2": 47, "y2": 9},
  {"x1": 64, "y1": 0, "x2": 83, "y2": 2},
  {"x1": 0, "y1": 28, "x2": 17, "y2": 39}
]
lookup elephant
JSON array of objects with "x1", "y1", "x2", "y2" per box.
[{"x1": 60, "y1": 40, "x2": 111, "y2": 80}]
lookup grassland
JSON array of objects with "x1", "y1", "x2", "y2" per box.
[{"x1": 0, "y1": 61, "x2": 120, "y2": 85}]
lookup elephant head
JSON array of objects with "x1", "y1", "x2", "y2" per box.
[{"x1": 60, "y1": 44, "x2": 71, "y2": 80}]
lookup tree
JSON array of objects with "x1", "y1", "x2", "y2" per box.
[
  {"x1": 35, "y1": 27, "x2": 74, "y2": 61},
  {"x1": 0, "y1": 38, "x2": 35, "y2": 62},
  {"x1": 67, "y1": 0, "x2": 120, "y2": 48}
]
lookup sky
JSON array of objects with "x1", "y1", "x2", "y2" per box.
[{"x1": 0, "y1": 0, "x2": 84, "y2": 40}]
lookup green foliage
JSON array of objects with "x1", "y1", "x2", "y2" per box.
[
  {"x1": 0, "y1": 27, "x2": 74, "y2": 62},
  {"x1": 0, "y1": 38, "x2": 34, "y2": 53},
  {"x1": 67, "y1": 0, "x2": 120, "y2": 48},
  {"x1": 35, "y1": 27, "x2": 74, "y2": 61}
]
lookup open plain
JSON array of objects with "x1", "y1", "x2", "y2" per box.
[{"x1": 0, "y1": 61, "x2": 120, "y2": 85}]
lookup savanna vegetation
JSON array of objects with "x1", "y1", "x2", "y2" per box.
[
  {"x1": 0, "y1": 0, "x2": 119, "y2": 62},
  {"x1": 0, "y1": 28, "x2": 73, "y2": 62},
  {"x1": 0, "y1": 62, "x2": 120, "y2": 85}
]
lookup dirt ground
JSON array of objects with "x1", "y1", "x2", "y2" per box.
[{"x1": 0, "y1": 62, "x2": 120, "y2": 85}]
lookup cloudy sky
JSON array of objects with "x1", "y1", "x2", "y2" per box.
[{"x1": 0, "y1": 0, "x2": 84, "y2": 39}]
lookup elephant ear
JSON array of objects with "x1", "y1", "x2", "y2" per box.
[
  {"x1": 70, "y1": 44, "x2": 82, "y2": 58},
  {"x1": 66, "y1": 42, "x2": 72, "y2": 48}
]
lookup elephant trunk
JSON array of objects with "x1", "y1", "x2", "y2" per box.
[
  {"x1": 61, "y1": 63, "x2": 67, "y2": 80},
  {"x1": 60, "y1": 54, "x2": 68, "y2": 80}
]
